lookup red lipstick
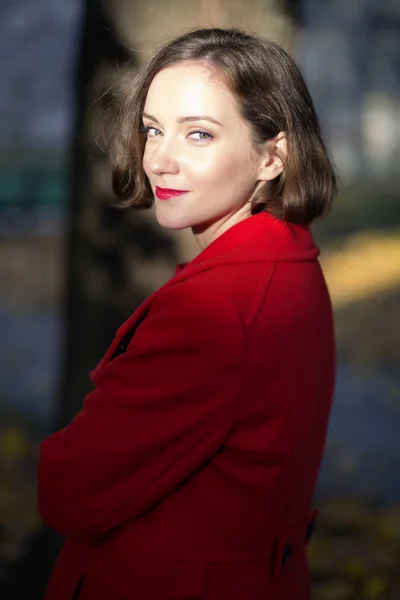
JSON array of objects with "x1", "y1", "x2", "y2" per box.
[{"x1": 155, "y1": 187, "x2": 188, "y2": 200}]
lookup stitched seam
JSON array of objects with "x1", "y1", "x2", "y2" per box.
[
  {"x1": 247, "y1": 262, "x2": 277, "y2": 333},
  {"x1": 188, "y1": 271, "x2": 293, "y2": 481}
]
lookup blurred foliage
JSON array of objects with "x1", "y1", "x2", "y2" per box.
[
  {"x1": 309, "y1": 496, "x2": 400, "y2": 600},
  {"x1": 0, "y1": 411, "x2": 41, "y2": 584}
]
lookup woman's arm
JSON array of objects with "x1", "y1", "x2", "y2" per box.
[{"x1": 37, "y1": 280, "x2": 246, "y2": 541}]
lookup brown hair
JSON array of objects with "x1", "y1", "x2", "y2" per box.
[{"x1": 109, "y1": 28, "x2": 337, "y2": 225}]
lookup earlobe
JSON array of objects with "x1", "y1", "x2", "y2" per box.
[{"x1": 258, "y1": 132, "x2": 287, "y2": 181}]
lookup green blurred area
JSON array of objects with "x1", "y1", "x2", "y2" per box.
[{"x1": 0, "y1": 164, "x2": 67, "y2": 211}]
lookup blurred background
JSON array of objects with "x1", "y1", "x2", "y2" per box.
[{"x1": 0, "y1": 0, "x2": 399, "y2": 598}]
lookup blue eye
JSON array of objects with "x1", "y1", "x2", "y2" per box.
[
  {"x1": 189, "y1": 130, "x2": 213, "y2": 141},
  {"x1": 141, "y1": 125, "x2": 162, "y2": 137}
]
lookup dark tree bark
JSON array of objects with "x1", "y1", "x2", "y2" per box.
[
  {"x1": 282, "y1": 0, "x2": 302, "y2": 23},
  {"x1": 56, "y1": 0, "x2": 179, "y2": 429}
]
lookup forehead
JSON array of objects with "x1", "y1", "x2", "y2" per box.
[{"x1": 144, "y1": 61, "x2": 238, "y2": 117}]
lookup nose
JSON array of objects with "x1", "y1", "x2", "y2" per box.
[{"x1": 146, "y1": 138, "x2": 179, "y2": 176}]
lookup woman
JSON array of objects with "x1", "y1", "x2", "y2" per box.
[{"x1": 38, "y1": 28, "x2": 336, "y2": 600}]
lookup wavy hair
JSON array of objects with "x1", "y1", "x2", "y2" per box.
[{"x1": 109, "y1": 28, "x2": 336, "y2": 225}]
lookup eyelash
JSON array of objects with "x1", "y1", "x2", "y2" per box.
[{"x1": 140, "y1": 125, "x2": 214, "y2": 141}]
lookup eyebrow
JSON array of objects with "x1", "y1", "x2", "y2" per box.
[{"x1": 142, "y1": 112, "x2": 223, "y2": 127}]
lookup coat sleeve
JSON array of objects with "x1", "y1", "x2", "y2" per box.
[{"x1": 37, "y1": 281, "x2": 246, "y2": 541}]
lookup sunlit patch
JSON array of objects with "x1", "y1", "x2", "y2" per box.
[{"x1": 320, "y1": 230, "x2": 400, "y2": 308}]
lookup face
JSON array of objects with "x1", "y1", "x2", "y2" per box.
[{"x1": 142, "y1": 61, "x2": 269, "y2": 245}]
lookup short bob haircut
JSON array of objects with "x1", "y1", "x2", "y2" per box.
[{"x1": 109, "y1": 28, "x2": 336, "y2": 226}]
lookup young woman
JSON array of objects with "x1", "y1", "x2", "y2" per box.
[{"x1": 38, "y1": 28, "x2": 337, "y2": 600}]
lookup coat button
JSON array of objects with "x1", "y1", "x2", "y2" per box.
[
  {"x1": 281, "y1": 543, "x2": 292, "y2": 565},
  {"x1": 112, "y1": 337, "x2": 129, "y2": 359},
  {"x1": 118, "y1": 338, "x2": 128, "y2": 352}
]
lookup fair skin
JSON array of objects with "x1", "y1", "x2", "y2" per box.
[{"x1": 142, "y1": 60, "x2": 286, "y2": 249}]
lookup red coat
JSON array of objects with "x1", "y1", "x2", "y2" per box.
[{"x1": 38, "y1": 211, "x2": 335, "y2": 600}]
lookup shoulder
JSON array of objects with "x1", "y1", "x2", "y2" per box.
[
  {"x1": 174, "y1": 262, "x2": 276, "y2": 331},
  {"x1": 153, "y1": 277, "x2": 245, "y2": 329}
]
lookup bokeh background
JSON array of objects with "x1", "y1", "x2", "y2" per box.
[{"x1": 0, "y1": 1, "x2": 399, "y2": 598}]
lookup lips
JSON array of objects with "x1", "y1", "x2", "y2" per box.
[{"x1": 155, "y1": 187, "x2": 189, "y2": 200}]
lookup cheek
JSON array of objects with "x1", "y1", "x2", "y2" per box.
[
  {"x1": 184, "y1": 149, "x2": 248, "y2": 188},
  {"x1": 197, "y1": 150, "x2": 256, "y2": 192}
]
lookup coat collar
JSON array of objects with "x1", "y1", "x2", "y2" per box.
[{"x1": 174, "y1": 211, "x2": 319, "y2": 280}]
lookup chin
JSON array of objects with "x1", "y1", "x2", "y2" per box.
[{"x1": 154, "y1": 211, "x2": 193, "y2": 231}]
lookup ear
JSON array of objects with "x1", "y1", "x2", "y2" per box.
[{"x1": 257, "y1": 132, "x2": 287, "y2": 182}]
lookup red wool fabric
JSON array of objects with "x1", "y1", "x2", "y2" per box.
[{"x1": 38, "y1": 212, "x2": 335, "y2": 600}]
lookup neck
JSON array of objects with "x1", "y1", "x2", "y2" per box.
[{"x1": 192, "y1": 204, "x2": 252, "y2": 250}]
